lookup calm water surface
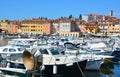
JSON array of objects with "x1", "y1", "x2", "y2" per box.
[{"x1": 0, "y1": 39, "x2": 120, "y2": 77}]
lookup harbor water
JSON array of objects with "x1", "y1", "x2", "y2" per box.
[{"x1": 0, "y1": 39, "x2": 120, "y2": 77}]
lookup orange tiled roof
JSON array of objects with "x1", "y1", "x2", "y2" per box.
[
  {"x1": 52, "y1": 19, "x2": 60, "y2": 23},
  {"x1": 79, "y1": 26, "x2": 87, "y2": 33},
  {"x1": 22, "y1": 19, "x2": 46, "y2": 23},
  {"x1": 88, "y1": 14, "x2": 105, "y2": 16}
]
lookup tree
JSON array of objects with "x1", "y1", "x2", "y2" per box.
[
  {"x1": 68, "y1": 14, "x2": 73, "y2": 19},
  {"x1": 60, "y1": 17, "x2": 64, "y2": 19},
  {"x1": 79, "y1": 14, "x2": 82, "y2": 20}
]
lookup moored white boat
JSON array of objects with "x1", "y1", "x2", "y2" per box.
[
  {"x1": 0, "y1": 45, "x2": 25, "y2": 59},
  {"x1": 0, "y1": 45, "x2": 87, "y2": 77},
  {"x1": 62, "y1": 42, "x2": 114, "y2": 70}
]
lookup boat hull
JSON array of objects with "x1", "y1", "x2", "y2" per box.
[
  {"x1": 42, "y1": 59, "x2": 87, "y2": 77},
  {"x1": 85, "y1": 59, "x2": 102, "y2": 70},
  {"x1": 0, "y1": 59, "x2": 87, "y2": 77},
  {"x1": 0, "y1": 67, "x2": 26, "y2": 77}
]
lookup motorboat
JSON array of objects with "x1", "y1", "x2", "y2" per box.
[
  {"x1": 0, "y1": 45, "x2": 87, "y2": 77},
  {"x1": 0, "y1": 53, "x2": 27, "y2": 77},
  {"x1": 23, "y1": 45, "x2": 87, "y2": 77},
  {"x1": 62, "y1": 42, "x2": 114, "y2": 70},
  {"x1": 0, "y1": 45, "x2": 25, "y2": 59}
]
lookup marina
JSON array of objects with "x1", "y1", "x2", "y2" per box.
[
  {"x1": 0, "y1": 0, "x2": 120, "y2": 77},
  {"x1": 0, "y1": 35, "x2": 120, "y2": 77}
]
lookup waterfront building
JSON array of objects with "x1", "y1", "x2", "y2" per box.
[
  {"x1": 98, "y1": 20, "x2": 109, "y2": 34},
  {"x1": 59, "y1": 19, "x2": 72, "y2": 32},
  {"x1": 82, "y1": 10, "x2": 116, "y2": 22},
  {"x1": 108, "y1": 23, "x2": 120, "y2": 35},
  {"x1": 85, "y1": 23, "x2": 98, "y2": 34},
  {"x1": 82, "y1": 14, "x2": 105, "y2": 22},
  {"x1": 0, "y1": 20, "x2": 21, "y2": 34},
  {"x1": 44, "y1": 20, "x2": 52, "y2": 34},
  {"x1": 0, "y1": 20, "x2": 8, "y2": 31},
  {"x1": 59, "y1": 32, "x2": 80, "y2": 38},
  {"x1": 82, "y1": 15, "x2": 89, "y2": 22},
  {"x1": 12, "y1": 21, "x2": 21, "y2": 34},
  {"x1": 0, "y1": 20, "x2": 12, "y2": 33},
  {"x1": 52, "y1": 19, "x2": 60, "y2": 34},
  {"x1": 58, "y1": 19, "x2": 80, "y2": 38},
  {"x1": 21, "y1": 18, "x2": 52, "y2": 34},
  {"x1": 75, "y1": 20, "x2": 87, "y2": 36}
]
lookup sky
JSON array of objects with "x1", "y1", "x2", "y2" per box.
[{"x1": 0, "y1": 0, "x2": 120, "y2": 20}]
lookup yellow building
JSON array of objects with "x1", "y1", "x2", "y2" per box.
[
  {"x1": 108, "y1": 23, "x2": 120, "y2": 34},
  {"x1": 85, "y1": 23, "x2": 98, "y2": 34},
  {"x1": 0, "y1": 20, "x2": 12, "y2": 33},
  {"x1": 21, "y1": 19, "x2": 45, "y2": 34}
]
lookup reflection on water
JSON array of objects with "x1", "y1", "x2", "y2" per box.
[
  {"x1": 85, "y1": 64, "x2": 119, "y2": 77},
  {"x1": 112, "y1": 64, "x2": 120, "y2": 77},
  {"x1": 85, "y1": 70, "x2": 101, "y2": 77}
]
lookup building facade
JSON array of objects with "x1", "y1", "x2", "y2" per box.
[
  {"x1": 21, "y1": 19, "x2": 51, "y2": 34},
  {"x1": 59, "y1": 19, "x2": 72, "y2": 32},
  {"x1": 108, "y1": 24, "x2": 120, "y2": 34},
  {"x1": 85, "y1": 23, "x2": 98, "y2": 34},
  {"x1": 98, "y1": 20, "x2": 109, "y2": 34},
  {"x1": 52, "y1": 19, "x2": 60, "y2": 34},
  {"x1": 44, "y1": 21, "x2": 51, "y2": 34},
  {"x1": 58, "y1": 19, "x2": 80, "y2": 38},
  {"x1": 12, "y1": 21, "x2": 21, "y2": 34},
  {"x1": 0, "y1": 20, "x2": 12, "y2": 33}
]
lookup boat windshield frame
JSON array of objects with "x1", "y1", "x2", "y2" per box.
[
  {"x1": 39, "y1": 47, "x2": 60, "y2": 55},
  {"x1": 49, "y1": 47, "x2": 60, "y2": 55}
]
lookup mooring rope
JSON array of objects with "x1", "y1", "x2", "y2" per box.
[{"x1": 76, "y1": 61, "x2": 86, "y2": 77}]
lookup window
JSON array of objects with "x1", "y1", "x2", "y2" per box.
[
  {"x1": 3, "y1": 48, "x2": 8, "y2": 52},
  {"x1": 50, "y1": 48, "x2": 59, "y2": 55},
  {"x1": 9, "y1": 48, "x2": 16, "y2": 52},
  {"x1": 18, "y1": 48, "x2": 25, "y2": 51},
  {"x1": 40, "y1": 49, "x2": 48, "y2": 54}
]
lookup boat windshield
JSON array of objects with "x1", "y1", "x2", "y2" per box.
[
  {"x1": 49, "y1": 48, "x2": 60, "y2": 55},
  {"x1": 17, "y1": 48, "x2": 25, "y2": 51},
  {"x1": 39, "y1": 49, "x2": 49, "y2": 54},
  {"x1": 10, "y1": 53, "x2": 23, "y2": 58},
  {"x1": 61, "y1": 38, "x2": 68, "y2": 42}
]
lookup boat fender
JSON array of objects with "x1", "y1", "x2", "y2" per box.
[
  {"x1": 66, "y1": 63, "x2": 73, "y2": 66},
  {"x1": 53, "y1": 65, "x2": 57, "y2": 74},
  {"x1": 41, "y1": 65, "x2": 45, "y2": 70},
  {"x1": 6, "y1": 62, "x2": 10, "y2": 68}
]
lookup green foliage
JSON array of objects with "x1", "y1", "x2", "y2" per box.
[{"x1": 79, "y1": 14, "x2": 82, "y2": 20}]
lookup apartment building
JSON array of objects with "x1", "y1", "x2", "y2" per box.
[
  {"x1": 108, "y1": 23, "x2": 120, "y2": 34},
  {"x1": 52, "y1": 19, "x2": 60, "y2": 34},
  {"x1": 75, "y1": 20, "x2": 87, "y2": 35},
  {"x1": 98, "y1": 20, "x2": 109, "y2": 34},
  {"x1": 82, "y1": 12, "x2": 116, "y2": 22},
  {"x1": 12, "y1": 21, "x2": 21, "y2": 34},
  {"x1": 58, "y1": 19, "x2": 80, "y2": 38},
  {"x1": 0, "y1": 20, "x2": 12, "y2": 33},
  {"x1": 21, "y1": 18, "x2": 52, "y2": 34},
  {"x1": 85, "y1": 23, "x2": 98, "y2": 34}
]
